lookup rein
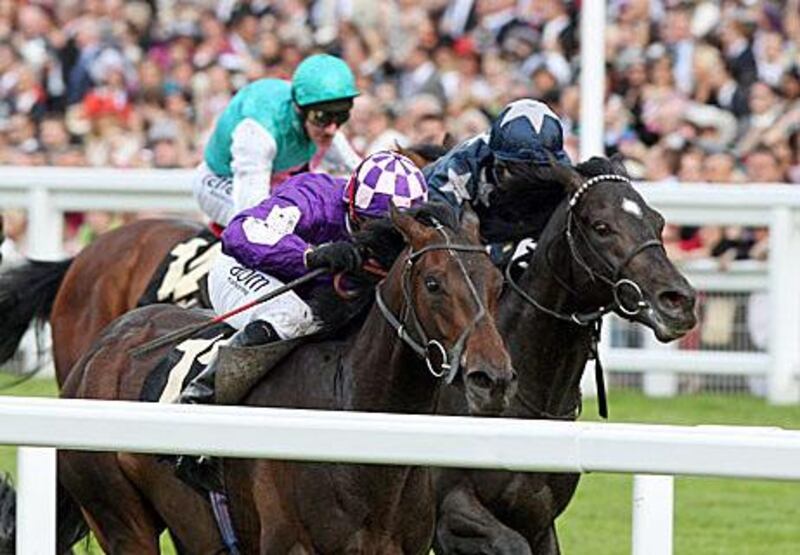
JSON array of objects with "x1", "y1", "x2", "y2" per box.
[
  {"x1": 375, "y1": 223, "x2": 490, "y2": 384},
  {"x1": 505, "y1": 173, "x2": 664, "y2": 418}
]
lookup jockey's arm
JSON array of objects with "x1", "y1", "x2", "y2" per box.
[
  {"x1": 221, "y1": 183, "x2": 320, "y2": 283},
  {"x1": 230, "y1": 118, "x2": 278, "y2": 214}
]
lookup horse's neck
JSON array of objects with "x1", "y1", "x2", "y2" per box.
[
  {"x1": 341, "y1": 268, "x2": 440, "y2": 414},
  {"x1": 502, "y1": 236, "x2": 593, "y2": 419},
  {"x1": 327, "y1": 267, "x2": 439, "y2": 528}
]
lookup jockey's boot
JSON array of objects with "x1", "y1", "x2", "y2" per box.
[
  {"x1": 173, "y1": 320, "x2": 279, "y2": 493},
  {"x1": 178, "y1": 320, "x2": 279, "y2": 405}
]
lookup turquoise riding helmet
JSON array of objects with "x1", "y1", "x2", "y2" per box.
[{"x1": 291, "y1": 54, "x2": 360, "y2": 108}]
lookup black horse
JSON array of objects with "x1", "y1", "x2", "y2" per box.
[{"x1": 433, "y1": 157, "x2": 697, "y2": 554}]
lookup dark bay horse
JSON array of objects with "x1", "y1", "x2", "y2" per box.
[
  {"x1": 0, "y1": 218, "x2": 203, "y2": 385},
  {"x1": 433, "y1": 158, "x2": 697, "y2": 554},
  {"x1": 56, "y1": 205, "x2": 517, "y2": 553}
]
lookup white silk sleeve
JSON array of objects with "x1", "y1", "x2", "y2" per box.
[
  {"x1": 314, "y1": 131, "x2": 363, "y2": 175},
  {"x1": 230, "y1": 118, "x2": 278, "y2": 214}
]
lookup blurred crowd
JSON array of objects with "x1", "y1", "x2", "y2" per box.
[{"x1": 0, "y1": 0, "x2": 796, "y2": 265}]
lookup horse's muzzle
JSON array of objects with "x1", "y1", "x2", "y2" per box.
[{"x1": 464, "y1": 365, "x2": 518, "y2": 416}]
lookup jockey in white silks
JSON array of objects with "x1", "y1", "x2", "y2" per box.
[{"x1": 193, "y1": 53, "x2": 363, "y2": 229}]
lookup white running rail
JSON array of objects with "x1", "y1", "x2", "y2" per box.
[
  {"x1": 1, "y1": 168, "x2": 799, "y2": 403},
  {"x1": 2, "y1": 397, "x2": 800, "y2": 554}
]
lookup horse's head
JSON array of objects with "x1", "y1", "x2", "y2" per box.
[
  {"x1": 382, "y1": 204, "x2": 516, "y2": 415},
  {"x1": 530, "y1": 157, "x2": 697, "y2": 341}
]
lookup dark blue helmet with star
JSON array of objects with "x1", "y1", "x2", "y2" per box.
[{"x1": 489, "y1": 99, "x2": 571, "y2": 165}]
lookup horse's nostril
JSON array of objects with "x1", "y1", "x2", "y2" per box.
[
  {"x1": 468, "y1": 370, "x2": 494, "y2": 390},
  {"x1": 658, "y1": 290, "x2": 692, "y2": 312}
]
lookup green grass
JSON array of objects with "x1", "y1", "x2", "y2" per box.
[
  {"x1": 558, "y1": 392, "x2": 800, "y2": 555},
  {"x1": 2, "y1": 379, "x2": 799, "y2": 553}
]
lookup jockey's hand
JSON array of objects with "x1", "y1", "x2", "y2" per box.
[{"x1": 306, "y1": 242, "x2": 363, "y2": 274}]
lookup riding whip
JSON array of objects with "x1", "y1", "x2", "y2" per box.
[{"x1": 129, "y1": 267, "x2": 328, "y2": 358}]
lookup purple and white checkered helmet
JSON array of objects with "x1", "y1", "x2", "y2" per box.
[{"x1": 344, "y1": 151, "x2": 428, "y2": 222}]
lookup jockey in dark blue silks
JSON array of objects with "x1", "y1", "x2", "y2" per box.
[{"x1": 423, "y1": 98, "x2": 571, "y2": 264}]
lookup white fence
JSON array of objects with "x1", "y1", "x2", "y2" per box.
[
  {"x1": 3, "y1": 396, "x2": 800, "y2": 554},
  {"x1": 1, "y1": 168, "x2": 799, "y2": 403}
]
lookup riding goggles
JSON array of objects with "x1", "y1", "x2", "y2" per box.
[{"x1": 306, "y1": 108, "x2": 350, "y2": 128}]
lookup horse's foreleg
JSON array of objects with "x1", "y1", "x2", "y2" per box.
[
  {"x1": 529, "y1": 525, "x2": 560, "y2": 555},
  {"x1": 59, "y1": 450, "x2": 162, "y2": 554},
  {"x1": 118, "y1": 453, "x2": 224, "y2": 554},
  {"x1": 434, "y1": 484, "x2": 532, "y2": 555}
]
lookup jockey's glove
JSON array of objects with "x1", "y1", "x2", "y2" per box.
[{"x1": 305, "y1": 242, "x2": 363, "y2": 274}]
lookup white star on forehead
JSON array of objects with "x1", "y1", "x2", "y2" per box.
[
  {"x1": 622, "y1": 198, "x2": 643, "y2": 219},
  {"x1": 500, "y1": 100, "x2": 557, "y2": 134},
  {"x1": 439, "y1": 167, "x2": 472, "y2": 204}
]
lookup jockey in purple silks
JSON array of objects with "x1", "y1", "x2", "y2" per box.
[{"x1": 178, "y1": 150, "x2": 429, "y2": 407}]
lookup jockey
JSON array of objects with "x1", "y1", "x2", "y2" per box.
[
  {"x1": 178, "y1": 150, "x2": 429, "y2": 408},
  {"x1": 422, "y1": 98, "x2": 571, "y2": 263},
  {"x1": 193, "y1": 53, "x2": 363, "y2": 228}
]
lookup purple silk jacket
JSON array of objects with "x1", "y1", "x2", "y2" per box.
[{"x1": 221, "y1": 172, "x2": 350, "y2": 284}]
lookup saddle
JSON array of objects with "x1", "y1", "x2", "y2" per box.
[
  {"x1": 140, "y1": 325, "x2": 306, "y2": 405},
  {"x1": 138, "y1": 227, "x2": 221, "y2": 309}
]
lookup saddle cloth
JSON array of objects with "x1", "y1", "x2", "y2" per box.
[
  {"x1": 140, "y1": 324, "x2": 306, "y2": 405},
  {"x1": 138, "y1": 228, "x2": 222, "y2": 309}
]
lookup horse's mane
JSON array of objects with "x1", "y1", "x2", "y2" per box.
[
  {"x1": 482, "y1": 165, "x2": 567, "y2": 244},
  {"x1": 574, "y1": 156, "x2": 629, "y2": 179},
  {"x1": 307, "y1": 202, "x2": 461, "y2": 337},
  {"x1": 481, "y1": 156, "x2": 629, "y2": 244}
]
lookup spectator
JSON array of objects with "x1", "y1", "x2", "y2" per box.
[
  {"x1": 744, "y1": 144, "x2": 785, "y2": 183},
  {"x1": 0, "y1": 0, "x2": 794, "y2": 270}
]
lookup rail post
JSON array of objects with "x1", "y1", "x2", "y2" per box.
[
  {"x1": 767, "y1": 206, "x2": 800, "y2": 403},
  {"x1": 631, "y1": 474, "x2": 673, "y2": 555},
  {"x1": 16, "y1": 447, "x2": 57, "y2": 554}
]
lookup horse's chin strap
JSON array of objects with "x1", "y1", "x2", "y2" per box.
[{"x1": 375, "y1": 224, "x2": 490, "y2": 384}]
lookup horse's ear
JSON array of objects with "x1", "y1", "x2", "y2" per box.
[
  {"x1": 394, "y1": 142, "x2": 427, "y2": 170},
  {"x1": 459, "y1": 204, "x2": 481, "y2": 243},
  {"x1": 608, "y1": 153, "x2": 631, "y2": 178},
  {"x1": 390, "y1": 204, "x2": 427, "y2": 247}
]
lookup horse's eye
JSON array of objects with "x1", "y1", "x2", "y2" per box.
[
  {"x1": 593, "y1": 222, "x2": 612, "y2": 236},
  {"x1": 424, "y1": 276, "x2": 441, "y2": 293}
]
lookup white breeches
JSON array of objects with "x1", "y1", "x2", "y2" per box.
[{"x1": 207, "y1": 253, "x2": 319, "y2": 339}]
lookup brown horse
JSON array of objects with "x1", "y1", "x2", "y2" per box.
[
  {"x1": 55, "y1": 205, "x2": 516, "y2": 553},
  {"x1": 0, "y1": 145, "x2": 449, "y2": 390},
  {"x1": 0, "y1": 218, "x2": 204, "y2": 385},
  {"x1": 433, "y1": 158, "x2": 697, "y2": 554}
]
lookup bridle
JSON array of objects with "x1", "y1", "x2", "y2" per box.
[
  {"x1": 505, "y1": 173, "x2": 664, "y2": 326},
  {"x1": 375, "y1": 222, "x2": 491, "y2": 384},
  {"x1": 504, "y1": 172, "x2": 664, "y2": 418}
]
